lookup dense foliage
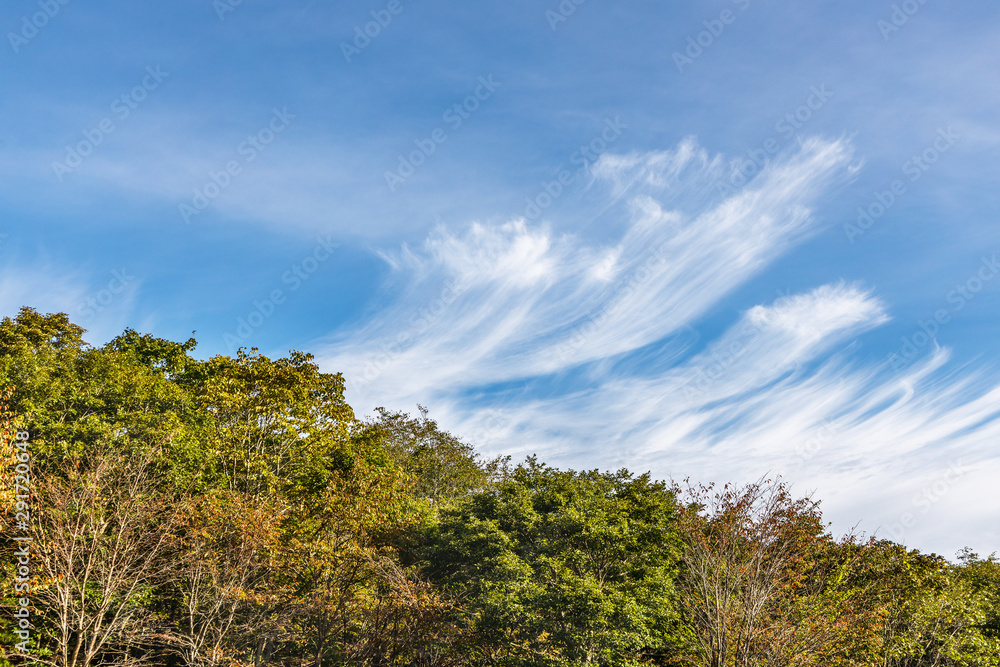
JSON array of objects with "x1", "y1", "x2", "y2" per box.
[{"x1": 0, "y1": 307, "x2": 997, "y2": 666}]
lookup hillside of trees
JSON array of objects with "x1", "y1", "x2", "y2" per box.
[{"x1": 1, "y1": 306, "x2": 998, "y2": 667}]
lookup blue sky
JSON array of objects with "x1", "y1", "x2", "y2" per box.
[{"x1": 2, "y1": 0, "x2": 999, "y2": 556}]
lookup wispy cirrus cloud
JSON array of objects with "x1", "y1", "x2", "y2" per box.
[
  {"x1": 316, "y1": 135, "x2": 1000, "y2": 556},
  {"x1": 321, "y1": 136, "x2": 856, "y2": 396}
]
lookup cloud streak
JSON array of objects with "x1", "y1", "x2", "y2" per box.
[
  {"x1": 322, "y1": 136, "x2": 856, "y2": 394},
  {"x1": 317, "y1": 135, "x2": 1000, "y2": 557}
]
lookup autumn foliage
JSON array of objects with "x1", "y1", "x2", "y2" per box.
[{"x1": 0, "y1": 308, "x2": 996, "y2": 667}]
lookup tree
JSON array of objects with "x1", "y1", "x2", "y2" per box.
[
  {"x1": 367, "y1": 406, "x2": 499, "y2": 506},
  {"x1": 425, "y1": 458, "x2": 683, "y2": 666},
  {"x1": 105, "y1": 329, "x2": 198, "y2": 380},
  {"x1": 4, "y1": 307, "x2": 999, "y2": 666},
  {"x1": 275, "y1": 452, "x2": 424, "y2": 666},
  {"x1": 29, "y1": 442, "x2": 181, "y2": 667},
  {"x1": 170, "y1": 490, "x2": 283, "y2": 667},
  {"x1": 848, "y1": 543, "x2": 1000, "y2": 667},
  {"x1": 0, "y1": 307, "x2": 86, "y2": 353},
  {"x1": 0, "y1": 312, "x2": 200, "y2": 474},
  {"x1": 195, "y1": 349, "x2": 356, "y2": 499},
  {"x1": 340, "y1": 553, "x2": 464, "y2": 667},
  {"x1": 670, "y1": 477, "x2": 872, "y2": 667},
  {"x1": 955, "y1": 548, "x2": 1000, "y2": 651}
]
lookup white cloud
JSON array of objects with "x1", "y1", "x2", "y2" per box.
[
  {"x1": 321, "y1": 136, "x2": 856, "y2": 400},
  {"x1": 316, "y1": 135, "x2": 1000, "y2": 557}
]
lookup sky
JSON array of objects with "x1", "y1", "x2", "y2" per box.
[{"x1": 2, "y1": 0, "x2": 999, "y2": 557}]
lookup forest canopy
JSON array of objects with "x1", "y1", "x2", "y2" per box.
[{"x1": 0, "y1": 307, "x2": 997, "y2": 667}]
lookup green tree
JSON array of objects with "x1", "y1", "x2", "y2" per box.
[
  {"x1": 955, "y1": 548, "x2": 1000, "y2": 653},
  {"x1": 425, "y1": 458, "x2": 683, "y2": 667},
  {"x1": 0, "y1": 309, "x2": 200, "y2": 473},
  {"x1": 367, "y1": 406, "x2": 500, "y2": 506}
]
